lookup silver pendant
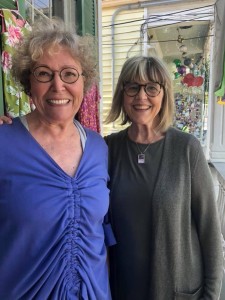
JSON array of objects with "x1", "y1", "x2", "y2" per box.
[{"x1": 138, "y1": 153, "x2": 145, "y2": 164}]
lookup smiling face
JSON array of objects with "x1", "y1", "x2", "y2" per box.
[
  {"x1": 123, "y1": 80, "x2": 164, "y2": 127},
  {"x1": 29, "y1": 45, "x2": 84, "y2": 125}
]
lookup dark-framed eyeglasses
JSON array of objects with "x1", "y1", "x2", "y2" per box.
[
  {"x1": 123, "y1": 82, "x2": 162, "y2": 97},
  {"x1": 32, "y1": 66, "x2": 84, "y2": 84}
]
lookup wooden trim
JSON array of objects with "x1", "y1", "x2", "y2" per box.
[{"x1": 102, "y1": 0, "x2": 145, "y2": 9}]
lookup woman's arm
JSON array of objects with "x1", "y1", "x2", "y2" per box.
[{"x1": 191, "y1": 142, "x2": 223, "y2": 299}]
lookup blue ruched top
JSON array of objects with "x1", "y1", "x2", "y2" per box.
[{"x1": 0, "y1": 117, "x2": 111, "y2": 300}]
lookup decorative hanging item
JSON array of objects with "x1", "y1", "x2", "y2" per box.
[
  {"x1": 179, "y1": 44, "x2": 187, "y2": 53},
  {"x1": 1, "y1": 9, "x2": 32, "y2": 117},
  {"x1": 217, "y1": 96, "x2": 225, "y2": 105},
  {"x1": 174, "y1": 72, "x2": 181, "y2": 79},
  {"x1": 177, "y1": 65, "x2": 187, "y2": 76},
  {"x1": 174, "y1": 93, "x2": 205, "y2": 142},
  {"x1": 173, "y1": 58, "x2": 181, "y2": 67},
  {"x1": 182, "y1": 73, "x2": 204, "y2": 87},
  {"x1": 215, "y1": 47, "x2": 225, "y2": 103},
  {"x1": 176, "y1": 27, "x2": 189, "y2": 58},
  {"x1": 76, "y1": 84, "x2": 101, "y2": 133},
  {"x1": 184, "y1": 58, "x2": 192, "y2": 66}
]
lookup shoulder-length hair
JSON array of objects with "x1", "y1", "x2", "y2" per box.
[
  {"x1": 11, "y1": 17, "x2": 98, "y2": 95},
  {"x1": 105, "y1": 55, "x2": 174, "y2": 132}
]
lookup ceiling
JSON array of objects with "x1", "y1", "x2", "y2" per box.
[{"x1": 145, "y1": 5, "x2": 214, "y2": 64}]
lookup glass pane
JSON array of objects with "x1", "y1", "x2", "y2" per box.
[{"x1": 147, "y1": 6, "x2": 214, "y2": 145}]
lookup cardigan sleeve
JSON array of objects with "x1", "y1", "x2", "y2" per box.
[{"x1": 191, "y1": 141, "x2": 223, "y2": 299}]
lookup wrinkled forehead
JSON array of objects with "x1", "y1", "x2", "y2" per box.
[
  {"x1": 43, "y1": 44, "x2": 74, "y2": 57},
  {"x1": 32, "y1": 43, "x2": 77, "y2": 62}
]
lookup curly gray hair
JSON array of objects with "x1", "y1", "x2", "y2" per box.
[{"x1": 11, "y1": 17, "x2": 98, "y2": 95}]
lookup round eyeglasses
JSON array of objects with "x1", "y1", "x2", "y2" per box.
[
  {"x1": 32, "y1": 66, "x2": 84, "y2": 84},
  {"x1": 123, "y1": 82, "x2": 162, "y2": 97}
]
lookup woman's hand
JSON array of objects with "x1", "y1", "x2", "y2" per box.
[{"x1": 0, "y1": 116, "x2": 12, "y2": 125}]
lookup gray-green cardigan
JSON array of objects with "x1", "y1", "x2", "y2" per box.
[{"x1": 106, "y1": 127, "x2": 223, "y2": 300}]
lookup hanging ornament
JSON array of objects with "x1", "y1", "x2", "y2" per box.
[
  {"x1": 182, "y1": 73, "x2": 203, "y2": 87},
  {"x1": 194, "y1": 76, "x2": 204, "y2": 87},
  {"x1": 217, "y1": 96, "x2": 225, "y2": 105},
  {"x1": 177, "y1": 34, "x2": 183, "y2": 44},
  {"x1": 174, "y1": 72, "x2": 181, "y2": 79},
  {"x1": 179, "y1": 44, "x2": 187, "y2": 52},
  {"x1": 173, "y1": 58, "x2": 181, "y2": 67},
  {"x1": 177, "y1": 65, "x2": 186, "y2": 75},
  {"x1": 184, "y1": 58, "x2": 192, "y2": 66},
  {"x1": 182, "y1": 52, "x2": 187, "y2": 58}
]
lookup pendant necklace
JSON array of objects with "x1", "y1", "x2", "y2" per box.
[
  {"x1": 136, "y1": 133, "x2": 158, "y2": 164},
  {"x1": 136, "y1": 143, "x2": 151, "y2": 164}
]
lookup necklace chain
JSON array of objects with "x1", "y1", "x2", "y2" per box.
[
  {"x1": 136, "y1": 143, "x2": 151, "y2": 154},
  {"x1": 135, "y1": 132, "x2": 157, "y2": 154}
]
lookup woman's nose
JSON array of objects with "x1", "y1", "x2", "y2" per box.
[
  {"x1": 137, "y1": 86, "x2": 147, "y2": 98},
  {"x1": 51, "y1": 73, "x2": 65, "y2": 90}
]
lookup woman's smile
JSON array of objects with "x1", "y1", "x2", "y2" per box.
[
  {"x1": 46, "y1": 99, "x2": 71, "y2": 105},
  {"x1": 132, "y1": 104, "x2": 152, "y2": 111}
]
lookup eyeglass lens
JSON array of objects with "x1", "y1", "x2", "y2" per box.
[
  {"x1": 124, "y1": 82, "x2": 161, "y2": 97},
  {"x1": 33, "y1": 66, "x2": 80, "y2": 84}
]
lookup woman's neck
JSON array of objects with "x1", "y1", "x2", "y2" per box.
[
  {"x1": 26, "y1": 111, "x2": 75, "y2": 138},
  {"x1": 128, "y1": 123, "x2": 163, "y2": 144}
]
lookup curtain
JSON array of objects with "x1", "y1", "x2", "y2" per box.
[
  {"x1": 1, "y1": 9, "x2": 32, "y2": 117},
  {"x1": 77, "y1": 84, "x2": 101, "y2": 133}
]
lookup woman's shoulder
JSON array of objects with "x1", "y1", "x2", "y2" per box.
[
  {"x1": 167, "y1": 126, "x2": 201, "y2": 145},
  {"x1": 0, "y1": 116, "x2": 20, "y2": 132},
  {"x1": 104, "y1": 128, "x2": 128, "y2": 145},
  {"x1": 166, "y1": 127, "x2": 203, "y2": 160}
]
